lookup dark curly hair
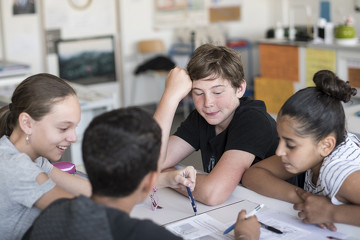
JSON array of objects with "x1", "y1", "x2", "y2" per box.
[
  {"x1": 278, "y1": 70, "x2": 357, "y2": 146},
  {"x1": 82, "y1": 107, "x2": 162, "y2": 197}
]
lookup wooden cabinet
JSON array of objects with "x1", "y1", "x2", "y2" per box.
[
  {"x1": 255, "y1": 43, "x2": 301, "y2": 113},
  {"x1": 259, "y1": 44, "x2": 299, "y2": 82},
  {"x1": 255, "y1": 40, "x2": 360, "y2": 136}
]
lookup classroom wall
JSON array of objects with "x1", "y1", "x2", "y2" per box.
[
  {"x1": 119, "y1": 0, "x2": 173, "y2": 106},
  {"x1": 38, "y1": 0, "x2": 118, "y2": 88},
  {"x1": 0, "y1": 0, "x2": 359, "y2": 106},
  {"x1": 0, "y1": 0, "x2": 43, "y2": 73},
  {"x1": 0, "y1": 0, "x2": 279, "y2": 107},
  {"x1": 119, "y1": 0, "x2": 278, "y2": 106}
]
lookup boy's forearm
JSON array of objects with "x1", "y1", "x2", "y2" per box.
[
  {"x1": 154, "y1": 93, "x2": 181, "y2": 166},
  {"x1": 172, "y1": 173, "x2": 234, "y2": 206},
  {"x1": 157, "y1": 167, "x2": 177, "y2": 189},
  {"x1": 154, "y1": 95, "x2": 179, "y2": 140}
]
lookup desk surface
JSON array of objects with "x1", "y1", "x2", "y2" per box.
[
  {"x1": 344, "y1": 104, "x2": 360, "y2": 136},
  {"x1": 131, "y1": 185, "x2": 360, "y2": 239}
]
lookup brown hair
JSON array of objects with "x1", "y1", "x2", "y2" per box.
[
  {"x1": 187, "y1": 43, "x2": 245, "y2": 88},
  {"x1": 0, "y1": 73, "x2": 76, "y2": 137}
]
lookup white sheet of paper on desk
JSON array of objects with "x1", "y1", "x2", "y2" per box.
[
  {"x1": 257, "y1": 209, "x2": 349, "y2": 240},
  {"x1": 131, "y1": 187, "x2": 247, "y2": 226},
  {"x1": 165, "y1": 204, "x2": 349, "y2": 240},
  {"x1": 165, "y1": 213, "x2": 233, "y2": 240}
]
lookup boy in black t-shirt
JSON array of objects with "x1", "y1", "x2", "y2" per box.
[{"x1": 157, "y1": 44, "x2": 278, "y2": 206}]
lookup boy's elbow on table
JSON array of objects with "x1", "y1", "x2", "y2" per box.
[
  {"x1": 196, "y1": 184, "x2": 232, "y2": 206},
  {"x1": 201, "y1": 194, "x2": 228, "y2": 206}
]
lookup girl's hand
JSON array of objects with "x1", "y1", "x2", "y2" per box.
[{"x1": 294, "y1": 188, "x2": 337, "y2": 232}]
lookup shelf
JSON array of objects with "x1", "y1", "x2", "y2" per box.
[{"x1": 0, "y1": 74, "x2": 29, "y2": 87}]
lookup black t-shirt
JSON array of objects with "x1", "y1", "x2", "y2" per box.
[
  {"x1": 108, "y1": 207, "x2": 182, "y2": 240},
  {"x1": 23, "y1": 196, "x2": 182, "y2": 240},
  {"x1": 174, "y1": 97, "x2": 278, "y2": 173}
]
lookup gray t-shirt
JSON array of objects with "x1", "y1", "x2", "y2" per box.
[{"x1": 0, "y1": 136, "x2": 56, "y2": 240}]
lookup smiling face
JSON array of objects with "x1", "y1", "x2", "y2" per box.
[
  {"x1": 191, "y1": 76, "x2": 245, "y2": 133},
  {"x1": 275, "y1": 115, "x2": 324, "y2": 174},
  {"x1": 29, "y1": 95, "x2": 81, "y2": 161}
]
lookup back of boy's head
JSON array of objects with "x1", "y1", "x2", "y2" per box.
[
  {"x1": 279, "y1": 70, "x2": 357, "y2": 146},
  {"x1": 187, "y1": 43, "x2": 245, "y2": 88},
  {"x1": 82, "y1": 107, "x2": 161, "y2": 197}
]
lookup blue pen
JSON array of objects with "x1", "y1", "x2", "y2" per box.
[
  {"x1": 183, "y1": 173, "x2": 197, "y2": 215},
  {"x1": 223, "y1": 203, "x2": 264, "y2": 235}
]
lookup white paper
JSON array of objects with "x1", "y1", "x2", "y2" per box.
[
  {"x1": 166, "y1": 214, "x2": 233, "y2": 240},
  {"x1": 131, "y1": 187, "x2": 247, "y2": 226},
  {"x1": 257, "y1": 209, "x2": 349, "y2": 240},
  {"x1": 165, "y1": 204, "x2": 349, "y2": 240}
]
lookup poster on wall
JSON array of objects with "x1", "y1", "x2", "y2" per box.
[
  {"x1": 13, "y1": 0, "x2": 36, "y2": 15},
  {"x1": 154, "y1": 0, "x2": 207, "y2": 29},
  {"x1": 305, "y1": 48, "x2": 336, "y2": 87},
  {"x1": 209, "y1": 0, "x2": 242, "y2": 23},
  {"x1": 254, "y1": 77, "x2": 294, "y2": 114},
  {"x1": 153, "y1": 0, "x2": 242, "y2": 28},
  {"x1": 43, "y1": 0, "x2": 115, "y2": 39}
]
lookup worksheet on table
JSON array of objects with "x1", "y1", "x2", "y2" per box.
[
  {"x1": 131, "y1": 187, "x2": 247, "y2": 226},
  {"x1": 165, "y1": 203, "x2": 349, "y2": 240},
  {"x1": 257, "y1": 209, "x2": 349, "y2": 240},
  {"x1": 166, "y1": 214, "x2": 233, "y2": 240},
  {"x1": 165, "y1": 199, "x2": 259, "y2": 240}
]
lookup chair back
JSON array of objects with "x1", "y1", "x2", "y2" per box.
[{"x1": 137, "y1": 39, "x2": 165, "y2": 54}]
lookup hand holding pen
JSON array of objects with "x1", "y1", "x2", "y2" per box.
[
  {"x1": 183, "y1": 172, "x2": 197, "y2": 215},
  {"x1": 234, "y1": 209, "x2": 261, "y2": 240},
  {"x1": 224, "y1": 204, "x2": 264, "y2": 235},
  {"x1": 157, "y1": 166, "x2": 196, "y2": 189},
  {"x1": 181, "y1": 166, "x2": 196, "y2": 191},
  {"x1": 224, "y1": 204, "x2": 283, "y2": 236}
]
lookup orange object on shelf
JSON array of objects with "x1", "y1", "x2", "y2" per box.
[{"x1": 259, "y1": 44, "x2": 299, "y2": 82}]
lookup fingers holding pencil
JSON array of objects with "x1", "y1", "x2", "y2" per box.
[
  {"x1": 162, "y1": 166, "x2": 196, "y2": 191},
  {"x1": 182, "y1": 166, "x2": 196, "y2": 191}
]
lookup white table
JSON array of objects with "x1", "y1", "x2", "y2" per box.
[
  {"x1": 233, "y1": 186, "x2": 360, "y2": 240},
  {"x1": 131, "y1": 185, "x2": 360, "y2": 239}
]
